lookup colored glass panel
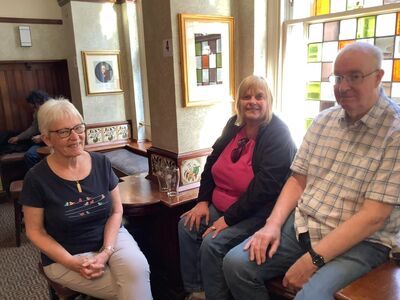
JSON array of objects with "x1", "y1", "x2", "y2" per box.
[
  {"x1": 382, "y1": 60, "x2": 393, "y2": 82},
  {"x1": 322, "y1": 62, "x2": 333, "y2": 81},
  {"x1": 195, "y1": 42, "x2": 201, "y2": 56},
  {"x1": 357, "y1": 38, "x2": 375, "y2": 45},
  {"x1": 324, "y1": 21, "x2": 339, "y2": 41},
  {"x1": 308, "y1": 43, "x2": 322, "y2": 62},
  {"x1": 364, "y1": 0, "x2": 383, "y2": 7},
  {"x1": 382, "y1": 82, "x2": 391, "y2": 97},
  {"x1": 202, "y1": 55, "x2": 209, "y2": 68},
  {"x1": 306, "y1": 82, "x2": 321, "y2": 100},
  {"x1": 375, "y1": 37, "x2": 394, "y2": 59},
  {"x1": 201, "y1": 41, "x2": 209, "y2": 55},
  {"x1": 357, "y1": 16, "x2": 376, "y2": 38},
  {"x1": 397, "y1": 12, "x2": 400, "y2": 35},
  {"x1": 197, "y1": 69, "x2": 202, "y2": 84},
  {"x1": 202, "y1": 69, "x2": 209, "y2": 83},
  {"x1": 320, "y1": 82, "x2": 335, "y2": 101},
  {"x1": 395, "y1": 36, "x2": 400, "y2": 58},
  {"x1": 339, "y1": 19, "x2": 357, "y2": 40},
  {"x1": 209, "y1": 39, "x2": 217, "y2": 54},
  {"x1": 209, "y1": 53, "x2": 216, "y2": 68},
  {"x1": 216, "y1": 53, "x2": 222, "y2": 68},
  {"x1": 216, "y1": 39, "x2": 221, "y2": 53},
  {"x1": 306, "y1": 63, "x2": 322, "y2": 81},
  {"x1": 339, "y1": 40, "x2": 355, "y2": 50},
  {"x1": 209, "y1": 68, "x2": 217, "y2": 84},
  {"x1": 217, "y1": 68, "x2": 223, "y2": 83},
  {"x1": 391, "y1": 82, "x2": 400, "y2": 102},
  {"x1": 330, "y1": 0, "x2": 346, "y2": 13},
  {"x1": 392, "y1": 60, "x2": 400, "y2": 81},
  {"x1": 196, "y1": 56, "x2": 202, "y2": 69},
  {"x1": 316, "y1": 0, "x2": 330, "y2": 16},
  {"x1": 322, "y1": 41, "x2": 338, "y2": 62},
  {"x1": 376, "y1": 13, "x2": 396, "y2": 37},
  {"x1": 347, "y1": 0, "x2": 364, "y2": 10},
  {"x1": 305, "y1": 118, "x2": 314, "y2": 130},
  {"x1": 309, "y1": 23, "x2": 323, "y2": 42}
]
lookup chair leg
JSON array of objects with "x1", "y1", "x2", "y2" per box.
[{"x1": 13, "y1": 200, "x2": 21, "y2": 247}]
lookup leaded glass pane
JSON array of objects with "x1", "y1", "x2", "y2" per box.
[
  {"x1": 309, "y1": 23, "x2": 323, "y2": 42},
  {"x1": 320, "y1": 82, "x2": 335, "y2": 101},
  {"x1": 308, "y1": 43, "x2": 322, "y2": 62},
  {"x1": 339, "y1": 40, "x2": 355, "y2": 50},
  {"x1": 392, "y1": 59, "x2": 400, "y2": 81},
  {"x1": 397, "y1": 12, "x2": 400, "y2": 35},
  {"x1": 305, "y1": 118, "x2": 314, "y2": 130},
  {"x1": 330, "y1": 0, "x2": 346, "y2": 13},
  {"x1": 357, "y1": 16, "x2": 376, "y2": 38},
  {"x1": 382, "y1": 82, "x2": 391, "y2": 97},
  {"x1": 376, "y1": 13, "x2": 396, "y2": 37},
  {"x1": 306, "y1": 82, "x2": 321, "y2": 100},
  {"x1": 306, "y1": 63, "x2": 322, "y2": 81},
  {"x1": 392, "y1": 82, "x2": 400, "y2": 102},
  {"x1": 322, "y1": 41, "x2": 338, "y2": 61},
  {"x1": 324, "y1": 21, "x2": 339, "y2": 41},
  {"x1": 339, "y1": 19, "x2": 357, "y2": 40},
  {"x1": 305, "y1": 100, "x2": 321, "y2": 115},
  {"x1": 376, "y1": 37, "x2": 394, "y2": 59},
  {"x1": 347, "y1": 0, "x2": 364, "y2": 10},
  {"x1": 394, "y1": 36, "x2": 400, "y2": 58},
  {"x1": 316, "y1": 0, "x2": 330, "y2": 16},
  {"x1": 363, "y1": 0, "x2": 383, "y2": 7},
  {"x1": 356, "y1": 38, "x2": 375, "y2": 45},
  {"x1": 382, "y1": 59, "x2": 393, "y2": 82},
  {"x1": 322, "y1": 62, "x2": 333, "y2": 81}
]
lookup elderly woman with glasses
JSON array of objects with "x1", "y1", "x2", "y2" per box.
[
  {"x1": 20, "y1": 99, "x2": 152, "y2": 300},
  {"x1": 178, "y1": 75, "x2": 297, "y2": 300}
]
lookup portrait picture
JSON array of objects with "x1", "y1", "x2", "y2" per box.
[{"x1": 81, "y1": 50, "x2": 123, "y2": 95}]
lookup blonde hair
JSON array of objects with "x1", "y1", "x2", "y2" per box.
[
  {"x1": 235, "y1": 75, "x2": 273, "y2": 126},
  {"x1": 38, "y1": 98, "x2": 83, "y2": 135}
]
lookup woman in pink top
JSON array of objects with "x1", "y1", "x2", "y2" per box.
[{"x1": 178, "y1": 75, "x2": 297, "y2": 300}]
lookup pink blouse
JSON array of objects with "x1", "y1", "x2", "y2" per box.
[{"x1": 211, "y1": 129, "x2": 255, "y2": 212}]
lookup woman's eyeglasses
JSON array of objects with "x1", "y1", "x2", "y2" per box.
[
  {"x1": 49, "y1": 123, "x2": 86, "y2": 138},
  {"x1": 231, "y1": 137, "x2": 249, "y2": 163}
]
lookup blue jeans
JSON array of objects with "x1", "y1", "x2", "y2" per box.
[
  {"x1": 178, "y1": 204, "x2": 266, "y2": 300},
  {"x1": 24, "y1": 144, "x2": 42, "y2": 168},
  {"x1": 223, "y1": 213, "x2": 390, "y2": 300}
]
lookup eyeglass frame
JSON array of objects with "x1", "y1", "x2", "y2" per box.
[
  {"x1": 328, "y1": 69, "x2": 380, "y2": 86},
  {"x1": 231, "y1": 137, "x2": 249, "y2": 163},
  {"x1": 48, "y1": 123, "x2": 86, "y2": 138}
]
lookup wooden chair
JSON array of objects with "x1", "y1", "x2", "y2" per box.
[{"x1": 9, "y1": 179, "x2": 24, "y2": 247}]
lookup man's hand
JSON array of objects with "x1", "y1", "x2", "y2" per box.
[
  {"x1": 244, "y1": 222, "x2": 281, "y2": 265},
  {"x1": 8, "y1": 136, "x2": 18, "y2": 144},
  {"x1": 31, "y1": 135, "x2": 42, "y2": 144},
  {"x1": 282, "y1": 253, "x2": 317, "y2": 291},
  {"x1": 202, "y1": 216, "x2": 228, "y2": 238},
  {"x1": 180, "y1": 201, "x2": 209, "y2": 231}
]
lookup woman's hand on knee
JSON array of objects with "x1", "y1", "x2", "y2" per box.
[
  {"x1": 180, "y1": 201, "x2": 209, "y2": 231},
  {"x1": 202, "y1": 216, "x2": 228, "y2": 238}
]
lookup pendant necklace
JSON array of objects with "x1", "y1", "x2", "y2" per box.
[{"x1": 76, "y1": 180, "x2": 82, "y2": 193}]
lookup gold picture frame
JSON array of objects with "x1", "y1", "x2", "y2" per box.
[
  {"x1": 81, "y1": 50, "x2": 123, "y2": 95},
  {"x1": 178, "y1": 14, "x2": 235, "y2": 107}
]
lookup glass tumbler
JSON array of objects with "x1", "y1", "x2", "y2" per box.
[{"x1": 166, "y1": 167, "x2": 180, "y2": 197}]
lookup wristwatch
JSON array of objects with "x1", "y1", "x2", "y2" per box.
[{"x1": 309, "y1": 247, "x2": 325, "y2": 268}]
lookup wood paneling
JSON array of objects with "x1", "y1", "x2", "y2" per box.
[{"x1": 0, "y1": 60, "x2": 71, "y2": 132}]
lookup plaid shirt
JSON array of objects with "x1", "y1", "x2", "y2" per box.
[{"x1": 292, "y1": 95, "x2": 400, "y2": 248}]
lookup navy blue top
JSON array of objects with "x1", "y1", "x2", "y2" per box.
[{"x1": 19, "y1": 152, "x2": 119, "y2": 266}]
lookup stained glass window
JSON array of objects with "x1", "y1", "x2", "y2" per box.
[{"x1": 311, "y1": 0, "x2": 400, "y2": 16}]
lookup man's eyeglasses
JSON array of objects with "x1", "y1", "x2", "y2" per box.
[
  {"x1": 231, "y1": 137, "x2": 249, "y2": 163},
  {"x1": 49, "y1": 123, "x2": 86, "y2": 138},
  {"x1": 328, "y1": 69, "x2": 379, "y2": 86}
]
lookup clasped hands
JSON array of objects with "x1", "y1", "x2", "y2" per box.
[
  {"x1": 180, "y1": 201, "x2": 228, "y2": 238},
  {"x1": 244, "y1": 223, "x2": 317, "y2": 292},
  {"x1": 72, "y1": 251, "x2": 110, "y2": 280}
]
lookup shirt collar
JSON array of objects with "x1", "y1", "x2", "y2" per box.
[{"x1": 338, "y1": 94, "x2": 387, "y2": 129}]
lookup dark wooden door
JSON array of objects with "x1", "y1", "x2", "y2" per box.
[{"x1": 0, "y1": 60, "x2": 71, "y2": 132}]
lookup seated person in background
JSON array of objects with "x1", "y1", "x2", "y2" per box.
[
  {"x1": 178, "y1": 75, "x2": 297, "y2": 300},
  {"x1": 223, "y1": 43, "x2": 400, "y2": 300},
  {"x1": 7, "y1": 90, "x2": 50, "y2": 168},
  {"x1": 20, "y1": 99, "x2": 152, "y2": 300}
]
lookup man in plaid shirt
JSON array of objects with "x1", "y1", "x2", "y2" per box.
[{"x1": 223, "y1": 42, "x2": 400, "y2": 300}]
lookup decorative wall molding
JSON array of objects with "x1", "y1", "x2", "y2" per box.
[{"x1": 0, "y1": 17, "x2": 62, "y2": 25}]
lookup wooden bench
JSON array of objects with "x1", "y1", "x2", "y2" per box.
[{"x1": 266, "y1": 260, "x2": 399, "y2": 300}]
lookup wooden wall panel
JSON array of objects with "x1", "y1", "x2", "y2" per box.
[{"x1": 0, "y1": 60, "x2": 71, "y2": 132}]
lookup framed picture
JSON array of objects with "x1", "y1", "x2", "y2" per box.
[
  {"x1": 178, "y1": 14, "x2": 235, "y2": 107},
  {"x1": 81, "y1": 50, "x2": 123, "y2": 95}
]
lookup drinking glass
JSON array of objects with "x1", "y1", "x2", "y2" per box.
[{"x1": 166, "y1": 167, "x2": 180, "y2": 197}]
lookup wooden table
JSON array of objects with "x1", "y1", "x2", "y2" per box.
[
  {"x1": 335, "y1": 260, "x2": 400, "y2": 300},
  {"x1": 119, "y1": 173, "x2": 199, "y2": 300}
]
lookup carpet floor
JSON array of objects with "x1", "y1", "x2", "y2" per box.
[{"x1": 0, "y1": 201, "x2": 49, "y2": 299}]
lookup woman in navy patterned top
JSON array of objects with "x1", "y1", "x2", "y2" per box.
[{"x1": 20, "y1": 99, "x2": 152, "y2": 300}]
